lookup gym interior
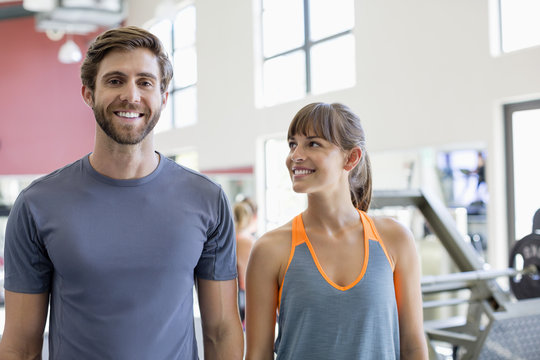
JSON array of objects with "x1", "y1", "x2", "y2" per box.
[{"x1": 0, "y1": 1, "x2": 539, "y2": 359}]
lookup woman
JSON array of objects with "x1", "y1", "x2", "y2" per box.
[
  {"x1": 234, "y1": 198, "x2": 257, "y2": 326},
  {"x1": 245, "y1": 102, "x2": 427, "y2": 359}
]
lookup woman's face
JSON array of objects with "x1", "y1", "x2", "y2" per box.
[{"x1": 286, "y1": 131, "x2": 349, "y2": 195}]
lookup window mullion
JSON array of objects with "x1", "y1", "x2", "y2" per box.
[
  {"x1": 170, "y1": 24, "x2": 176, "y2": 128},
  {"x1": 264, "y1": 45, "x2": 305, "y2": 61},
  {"x1": 311, "y1": 29, "x2": 352, "y2": 47},
  {"x1": 303, "y1": 0, "x2": 311, "y2": 94}
]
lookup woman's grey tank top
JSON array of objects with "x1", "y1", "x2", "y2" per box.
[{"x1": 274, "y1": 210, "x2": 400, "y2": 359}]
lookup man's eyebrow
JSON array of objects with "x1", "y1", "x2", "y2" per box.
[
  {"x1": 100, "y1": 71, "x2": 158, "y2": 80},
  {"x1": 137, "y1": 72, "x2": 158, "y2": 80},
  {"x1": 101, "y1": 71, "x2": 127, "y2": 79}
]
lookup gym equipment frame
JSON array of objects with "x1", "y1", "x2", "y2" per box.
[{"x1": 371, "y1": 189, "x2": 540, "y2": 360}]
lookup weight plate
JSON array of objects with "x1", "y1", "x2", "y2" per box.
[
  {"x1": 509, "y1": 234, "x2": 540, "y2": 300},
  {"x1": 534, "y1": 208, "x2": 540, "y2": 233}
]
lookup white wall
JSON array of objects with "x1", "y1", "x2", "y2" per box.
[{"x1": 127, "y1": 0, "x2": 540, "y2": 269}]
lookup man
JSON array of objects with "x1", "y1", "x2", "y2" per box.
[{"x1": 0, "y1": 26, "x2": 243, "y2": 359}]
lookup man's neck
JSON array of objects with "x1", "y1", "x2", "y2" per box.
[{"x1": 89, "y1": 140, "x2": 160, "y2": 180}]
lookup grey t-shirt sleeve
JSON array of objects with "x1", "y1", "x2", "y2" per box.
[
  {"x1": 4, "y1": 192, "x2": 53, "y2": 294},
  {"x1": 194, "y1": 188, "x2": 237, "y2": 281}
]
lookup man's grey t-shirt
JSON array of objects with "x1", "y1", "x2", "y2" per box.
[{"x1": 4, "y1": 154, "x2": 237, "y2": 359}]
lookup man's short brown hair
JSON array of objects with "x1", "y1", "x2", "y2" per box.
[{"x1": 81, "y1": 26, "x2": 173, "y2": 95}]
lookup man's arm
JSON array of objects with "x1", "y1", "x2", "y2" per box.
[
  {"x1": 0, "y1": 290, "x2": 49, "y2": 360},
  {"x1": 196, "y1": 278, "x2": 243, "y2": 360}
]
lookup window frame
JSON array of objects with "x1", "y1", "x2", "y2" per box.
[
  {"x1": 260, "y1": 0, "x2": 354, "y2": 100},
  {"x1": 497, "y1": 0, "x2": 540, "y2": 54},
  {"x1": 149, "y1": 3, "x2": 197, "y2": 131},
  {"x1": 503, "y1": 99, "x2": 540, "y2": 247}
]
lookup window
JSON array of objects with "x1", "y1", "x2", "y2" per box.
[
  {"x1": 257, "y1": 135, "x2": 306, "y2": 233},
  {"x1": 149, "y1": 4, "x2": 197, "y2": 132},
  {"x1": 260, "y1": 0, "x2": 356, "y2": 106},
  {"x1": 173, "y1": 150, "x2": 199, "y2": 170},
  {"x1": 504, "y1": 100, "x2": 540, "y2": 245},
  {"x1": 499, "y1": 0, "x2": 540, "y2": 53}
]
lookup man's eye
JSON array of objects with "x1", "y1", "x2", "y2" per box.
[{"x1": 108, "y1": 79, "x2": 121, "y2": 85}]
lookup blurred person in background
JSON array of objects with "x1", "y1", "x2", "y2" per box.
[{"x1": 233, "y1": 197, "x2": 258, "y2": 327}]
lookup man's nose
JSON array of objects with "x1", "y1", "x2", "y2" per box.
[{"x1": 120, "y1": 82, "x2": 141, "y2": 103}]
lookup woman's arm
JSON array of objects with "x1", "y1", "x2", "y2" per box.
[
  {"x1": 245, "y1": 228, "x2": 290, "y2": 360},
  {"x1": 376, "y1": 217, "x2": 429, "y2": 360}
]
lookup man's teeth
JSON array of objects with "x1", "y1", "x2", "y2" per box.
[
  {"x1": 294, "y1": 169, "x2": 314, "y2": 175},
  {"x1": 117, "y1": 111, "x2": 141, "y2": 118}
]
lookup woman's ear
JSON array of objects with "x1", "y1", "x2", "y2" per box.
[{"x1": 344, "y1": 147, "x2": 362, "y2": 171}]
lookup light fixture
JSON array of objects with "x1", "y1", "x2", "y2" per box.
[
  {"x1": 155, "y1": 0, "x2": 177, "y2": 21},
  {"x1": 22, "y1": 0, "x2": 57, "y2": 12},
  {"x1": 46, "y1": 28, "x2": 65, "y2": 41},
  {"x1": 58, "y1": 37, "x2": 82, "y2": 64}
]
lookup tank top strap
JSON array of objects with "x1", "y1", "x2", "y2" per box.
[
  {"x1": 358, "y1": 210, "x2": 380, "y2": 241},
  {"x1": 292, "y1": 214, "x2": 307, "y2": 246},
  {"x1": 357, "y1": 209, "x2": 396, "y2": 271},
  {"x1": 278, "y1": 214, "x2": 307, "y2": 308}
]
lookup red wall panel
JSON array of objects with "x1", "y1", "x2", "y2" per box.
[{"x1": 0, "y1": 17, "x2": 96, "y2": 175}]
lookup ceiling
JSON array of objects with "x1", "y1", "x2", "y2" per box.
[
  {"x1": 0, "y1": 1, "x2": 126, "y2": 34},
  {"x1": 0, "y1": 2, "x2": 31, "y2": 21}
]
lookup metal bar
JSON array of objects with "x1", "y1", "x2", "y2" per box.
[
  {"x1": 372, "y1": 189, "x2": 483, "y2": 271},
  {"x1": 371, "y1": 189, "x2": 512, "y2": 306},
  {"x1": 425, "y1": 328, "x2": 477, "y2": 346},
  {"x1": 423, "y1": 297, "x2": 472, "y2": 309},
  {"x1": 422, "y1": 281, "x2": 471, "y2": 294},
  {"x1": 421, "y1": 268, "x2": 520, "y2": 286}
]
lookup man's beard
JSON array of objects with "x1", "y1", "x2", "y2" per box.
[{"x1": 93, "y1": 104, "x2": 160, "y2": 145}]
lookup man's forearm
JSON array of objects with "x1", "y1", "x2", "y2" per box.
[
  {"x1": 203, "y1": 326, "x2": 244, "y2": 360},
  {"x1": 0, "y1": 343, "x2": 43, "y2": 360}
]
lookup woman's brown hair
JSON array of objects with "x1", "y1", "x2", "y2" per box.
[{"x1": 287, "y1": 102, "x2": 372, "y2": 211}]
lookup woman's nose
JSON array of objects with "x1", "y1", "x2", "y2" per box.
[{"x1": 290, "y1": 146, "x2": 305, "y2": 162}]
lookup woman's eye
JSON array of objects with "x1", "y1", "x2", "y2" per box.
[
  {"x1": 288, "y1": 142, "x2": 297, "y2": 149},
  {"x1": 309, "y1": 141, "x2": 320, "y2": 147}
]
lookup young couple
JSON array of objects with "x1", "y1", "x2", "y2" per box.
[{"x1": 0, "y1": 26, "x2": 427, "y2": 360}]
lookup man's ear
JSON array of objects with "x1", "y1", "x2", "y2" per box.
[
  {"x1": 81, "y1": 85, "x2": 93, "y2": 108},
  {"x1": 344, "y1": 147, "x2": 362, "y2": 171},
  {"x1": 162, "y1": 91, "x2": 169, "y2": 107}
]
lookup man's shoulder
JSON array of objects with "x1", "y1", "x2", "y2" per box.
[
  {"x1": 161, "y1": 157, "x2": 222, "y2": 193},
  {"x1": 24, "y1": 157, "x2": 86, "y2": 195}
]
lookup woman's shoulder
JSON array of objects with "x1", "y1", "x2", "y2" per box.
[
  {"x1": 371, "y1": 215, "x2": 412, "y2": 239},
  {"x1": 249, "y1": 220, "x2": 293, "y2": 273},
  {"x1": 252, "y1": 220, "x2": 293, "y2": 255},
  {"x1": 370, "y1": 215, "x2": 416, "y2": 264}
]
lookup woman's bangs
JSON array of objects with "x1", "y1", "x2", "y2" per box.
[{"x1": 288, "y1": 105, "x2": 336, "y2": 143}]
